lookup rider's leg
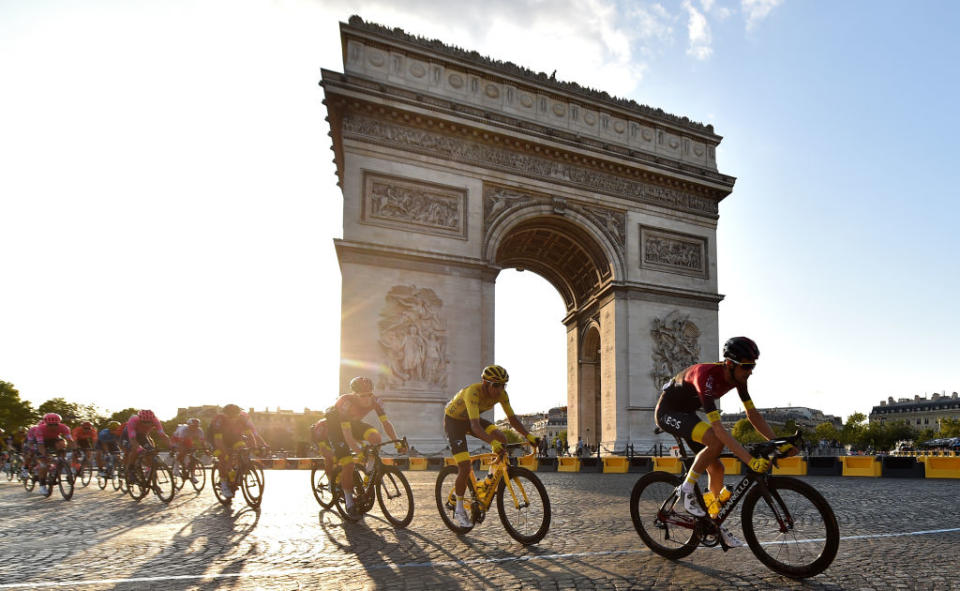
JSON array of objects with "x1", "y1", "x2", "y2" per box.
[{"x1": 687, "y1": 427, "x2": 723, "y2": 492}]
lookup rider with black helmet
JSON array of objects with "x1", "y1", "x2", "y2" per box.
[{"x1": 654, "y1": 337, "x2": 793, "y2": 548}]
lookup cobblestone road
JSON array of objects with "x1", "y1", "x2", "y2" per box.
[{"x1": 1, "y1": 470, "x2": 958, "y2": 590}]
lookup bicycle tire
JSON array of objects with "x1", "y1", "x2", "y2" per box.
[
  {"x1": 741, "y1": 476, "x2": 839, "y2": 578},
  {"x1": 334, "y1": 465, "x2": 368, "y2": 521},
  {"x1": 127, "y1": 463, "x2": 149, "y2": 501},
  {"x1": 434, "y1": 465, "x2": 477, "y2": 534},
  {"x1": 210, "y1": 465, "x2": 232, "y2": 505},
  {"x1": 57, "y1": 462, "x2": 75, "y2": 500},
  {"x1": 240, "y1": 465, "x2": 264, "y2": 508},
  {"x1": 377, "y1": 465, "x2": 414, "y2": 528},
  {"x1": 97, "y1": 470, "x2": 108, "y2": 490},
  {"x1": 496, "y1": 466, "x2": 550, "y2": 545},
  {"x1": 152, "y1": 462, "x2": 175, "y2": 503},
  {"x1": 311, "y1": 468, "x2": 335, "y2": 509},
  {"x1": 189, "y1": 458, "x2": 206, "y2": 493},
  {"x1": 629, "y1": 471, "x2": 700, "y2": 559},
  {"x1": 23, "y1": 469, "x2": 36, "y2": 492},
  {"x1": 79, "y1": 456, "x2": 92, "y2": 487}
]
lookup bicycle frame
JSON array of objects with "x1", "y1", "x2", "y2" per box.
[{"x1": 465, "y1": 444, "x2": 535, "y2": 512}]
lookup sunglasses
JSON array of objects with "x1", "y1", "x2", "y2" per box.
[
  {"x1": 732, "y1": 360, "x2": 757, "y2": 371},
  {"x1": 485, "y1": 381, "x2": 506, "y2": 389}
]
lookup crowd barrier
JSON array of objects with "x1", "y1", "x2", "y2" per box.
[{"x1": 247, "y1": 454, "x2": 960, "y2": 479}]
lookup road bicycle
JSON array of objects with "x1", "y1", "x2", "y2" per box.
[
  {"x1": 212, "y1": 445, "x2": 265, "y2": 508},
  {"x1": 3, "y1": 453, "x2": 23, "y2": 481},
  {"x1": 96, "y1": 450, "x2": 123, "y2": 491},
  {"x1": 435, "y1": 443, "x2": 550, "y2": 545},
  {"x1": 29, "y1": 451, "x2": 75, "y2": 500},
  {"x1": 630, "y1": 430, "x2": 839, "y2": 578},
  {"x1": 127, "y1": 448, "x2": 175, "y2": 503},
  {"x1": 71, "y1": 448, "x2": 94, "y2": 487},
  {"x1": 317, "y1": 438, "x2": 413, "y2": 527},
  {"x1": 171, "y1": 447, "x2": 207, "y2": 493}
]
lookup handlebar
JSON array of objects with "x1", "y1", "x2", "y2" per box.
[{"x1": 747, "y1": 431, "x2": 803, "y2": 462}]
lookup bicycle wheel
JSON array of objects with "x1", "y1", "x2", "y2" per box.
[
  {"x1": 97, "y1": 468, "x2": 108, "y2": 490},
  {"x1": 79, "y1": 456, "x2": 92, "y2": 487},
  {"x1": 211, "y1": 466, "x2": 232, "y2": 506},
  {"x1": 112, "y1": 465, "x2": 123, "y2": 492},
  {"x1": 57, "y1": 463, "x2": 75, "y2": 500},
  {"x1": 335, "y1": 465, "x2": 368, "y2": 521},
  {"x1": 629, "y1": 471, "x2": 700, "y2": 559},
  {"x1": 188, "y1": 458, "x2": 206, "y2": 493},
  {"x1": 240, "y1": 465, "x2": 264, "y2": 508},
  {"x1": 496, "y1": 466, "x2": 550, "y2": 545},
  {"x1": 171, "y1": 460, "x2": 184, "y2": 491},
  {"x1": 311, "y1": 468, "x2": 334, "y2": 508},
  {"x1": 151, "y1": 461, "x2": 175, "y2": 503},
  {"x1": 741, "y1": 476, "x2": 840, "y2": 578},
  {"x1": 127, "y1": 463, "x2": 149, "y2": 501},
  {"x1": 377, "y1": 465, "x2": 414, "y2": 528},
  {"x1": 434, "y1": 465, "x2": 477, "y2": 534},
  {"x1": 23, "y1": 469, "x2": 36, "y2": 492}
]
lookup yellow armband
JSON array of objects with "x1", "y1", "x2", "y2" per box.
[
  {"x1": 743, "y1": 399, "x2": 756, "y2": 411},
  {"x1": 378, "y1": 414, "x2": 388, "y2": 423},
  {"x1": 485, "y1": 424, "x2": 499, "y2": 434},
  {"x1": 707, "y1": 410, "x2": 722, "y2": 423}
]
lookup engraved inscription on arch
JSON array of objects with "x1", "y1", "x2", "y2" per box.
[
  {"x1": 362, "y1": 173, "x2": 467, "y2": 240},
  {"x1": 640, "y1": 226, "x2": 707, "y2": 278}
]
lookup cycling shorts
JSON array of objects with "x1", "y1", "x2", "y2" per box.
[
  {"x1": 98, "y1": 440, "x2": 120, "y2": 452},
  {"x1": 655, "y1": 395, "x2": 709, "y2": 455},
  {"x1": 443, "y1": 415, "x2": 495, "y2": 464},
  {"x1": 327, "y1": 420, "x2": 378, "y2": 463},
  {"x1": 76, "y1": 439, "x2": 94, "y2": 451}
]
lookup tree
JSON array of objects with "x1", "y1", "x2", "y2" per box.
[
  {"x1": 731, "y1": 418, "x2": 764, "y2": 444},
  {"x1": 840, "y1": 413, "x2": 867, "y2": 449},
  {"x1": 106, "y1": 407, "x2": 140, "y2": 425},
  {"x1": 940, "y1": 418, "x2": 960, "y2": 438},
  {"x1": 813, "y1": 422, "x2": 840, "y2": 445},
  {"x1": 0, "y1": 380, "x2": 38, "y2": 428}
]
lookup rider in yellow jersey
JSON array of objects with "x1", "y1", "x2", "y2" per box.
[{"x1": 443, "y1": 365, "x2": 538, "y2": 528}]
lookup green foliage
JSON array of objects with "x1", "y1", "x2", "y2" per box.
[
  {"x1": 940, "y1": 418, "x2": 960, "y2": 438},
  {"x1": 840, "y1": 413, "x2": 867, "y2": 448},
  {"x1": 731, "y1": 418, "x2": 764, "y2": 444},
  {"x1": 501, "y1": 427, "x2": 524, "y2": 444},
  {"x1": 0, "y1": 380, "x2": 39, "y2": 428},
  {"x1": 37, "y1": 397, "x2": 104, "y2": 425},
  {"x1": 106, "y1": 407, "x2": 140, "y2": 425},
  {"x1": 813, "y1": 421, "x2": 839, "y2": 443}
]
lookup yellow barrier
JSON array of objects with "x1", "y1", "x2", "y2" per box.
[
  {"x1": 602, "y1": 456, "x2": 629, "y2": 473},
  {"x1": 772, "y1": 456, "x2": 807, "y2": 475},
  {"x1": 841, "y1": 456, "x2": 881, "y2": 477},
  {"x1": 298, "y1": 458, "x2": 313, "y2": 470},
  {"x1": 558, "y1": 457, "x2": 581, "y2": 472},
  {"x1": 381, "y1": 458, "x2": 396, "y2": 466},
  {"x1": 408, "y1": 457, "x2": 428, "y2": 471},
  {"x1": 518, "y1": 455, "x2": 539, "y2": 471},
  {"x1": 719, "y1": 457, "x2": 742, "y2": 475},
  {"x1": 653, "y1": 457, "x2": 683, "y2": 474},
  {"x1": 924, "y1": 456, "x2": 960, "y2": 478}
]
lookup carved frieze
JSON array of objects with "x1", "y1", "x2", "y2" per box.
[
  {"x1": 343, "y1": 114, "x2": 717, "y2": 216},
  {"x1": 639, "y1": 226, "x2": 708, "y2": 278},
  {"x1": 378, "y1": 285, "x2": 449, "y2": 390},
  {"x1": 362, "y1": 173, "x2": 467, "y2": 240},
  {"x1": 650, "y1": 311, "x2": 701, "y2": 389}
]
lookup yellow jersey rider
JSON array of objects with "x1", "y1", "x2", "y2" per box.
[
  {"x1": 444, "y1": 365, "x2": 538, "y2": 528},
  {"x1": 326, "y1": 377, "x2": 406, "y2": 518},
  {"x1": 655, "y1": 336, "x2": 794, "y2": 548}
]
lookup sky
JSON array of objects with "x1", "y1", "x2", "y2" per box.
[{"x1": 1, "y1": 0, "x2": 957, "y2": 424}]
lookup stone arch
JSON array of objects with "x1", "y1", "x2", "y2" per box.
[
  {"x1": 484, "y1": 204, "x2": 622, "y2": 312},
  {"x1": 578, "y1": 321, "x2": 602, "y2": 450}
]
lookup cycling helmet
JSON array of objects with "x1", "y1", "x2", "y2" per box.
[
  {"x1": 43, "y1": 413, "x2": 62, "y2": 425},
  {"x1": 138, "y1": 409, "x2": 156, "y2": 422},
  {"x1": 349, "y1": 376, "x2": 374, "y2": 394},
  {"x1": 80, "y1": 421, "x2": 93, "y2": 428},
  {"x1": 481, "y1": 365, "x2": 509, "y2": 384},
  {"x1": 723, "y1": 336, "x2": 760, "y2": 362},
  {"x1": 107, "y1": 421, "x2": 121, "y2": 430},
  {"x1": 187, "y1": 418, "x2": 201, "y2": 427},
  {"x1": 223, "y1": 404, "x2": 241, "y2": 416}
]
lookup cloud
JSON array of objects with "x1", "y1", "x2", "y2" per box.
[
  {"x1": 683, "y1": 0, "x2": 713, "y2": 60},
  {"x1": 742, "y1": 0, "x2": 784, "y2": 30}
]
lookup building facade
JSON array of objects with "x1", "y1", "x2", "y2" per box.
[
  {"x1": 721, "y1": 406, "x2": 842, "y2": 431},
  {"x1": 869, "y1": 393, "x2": 960, "y2": 430}
]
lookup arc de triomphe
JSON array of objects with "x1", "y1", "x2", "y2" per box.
[{"x1": 321, "y1": 17, "x2": 735, "y2": 453}]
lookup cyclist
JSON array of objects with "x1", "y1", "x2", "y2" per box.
[
  {"x1": 209, "y1": 404, "x2": 268, "y2": 499},
  {"x1": 35, "y1": 413, "x2": 74, "y2": 495},
  {"x1": 654, "y1": 336, "x2": 794, "y2": 548},
  {"x1": 122, "y1": 409, "x2": 170, "y2": 482},
  {"x1": 72, "y1": 421, "x2": 98, "y2": 469},
  {"x1": 96, "y1": 421, "x2": 123, "y2": 477},
  {"x1": 23, "y1": 424, "x2": 42, "y2": 480},
  {"x1": 443, "y1": 365, "x2": 538, "y2": 528},
  {"x1": 309, "y1": 411, "x2": 336, "y2": 480},
  {"x1": 325, "y1": 377, "x2": 406, "y2": 518},
  {"x1": 170, "y1": 418, "x2": 206, "y2": 483}
]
